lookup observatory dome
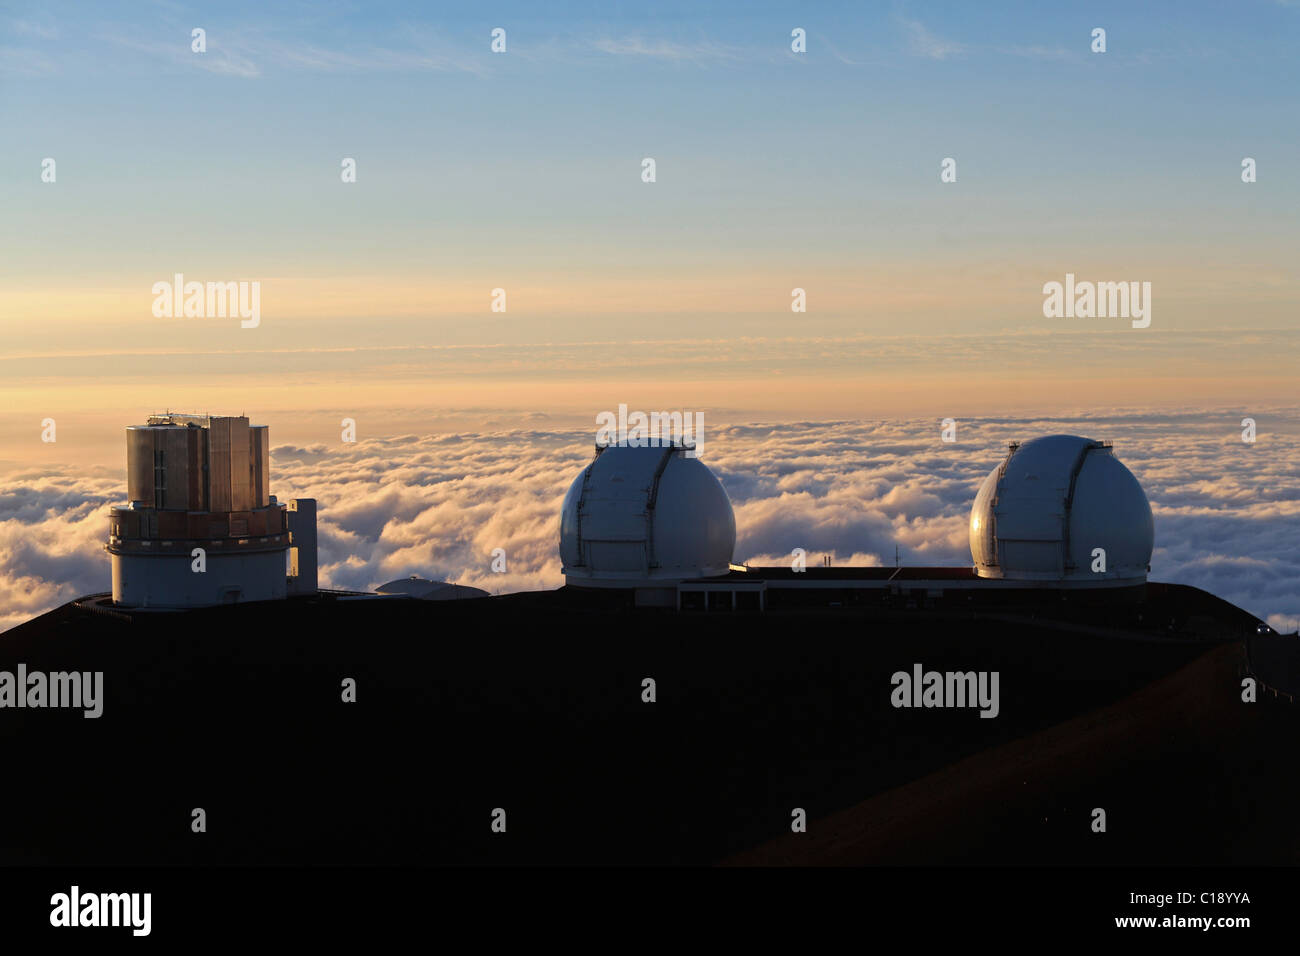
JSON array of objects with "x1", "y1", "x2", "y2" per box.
[
  {"x1": 560, "y1": 444, "x2": 736, "y2": 588},
  {"x1": 969, "y1": 435, "x2": 1153, "y2": 586},
  {"x1": 376, "y1": 577, "x2": 489, "y2": 600}
]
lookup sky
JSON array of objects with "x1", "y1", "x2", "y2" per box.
[{"x1": 0, "y1": 2, "x2": 1297, "y2": 628}]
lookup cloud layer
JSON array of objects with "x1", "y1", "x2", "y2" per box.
[{"x1": 1, "y1": 413, "x2": 1296, "y2": 633}]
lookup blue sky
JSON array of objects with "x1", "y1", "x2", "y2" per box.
[
  {"x1": 5, "y1": 0, "x2": 1297, "y2": 286},
  {"x1": 1, "y1": 1, "x2": 1297, "y2": 418}
]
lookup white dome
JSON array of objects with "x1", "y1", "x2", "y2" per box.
[
  {"x1": 969, "y1": 435, "x2": 1153, "y2": 586},
  {"x1": 560, "y1": 445, "x2": 736, "y2": 587}
]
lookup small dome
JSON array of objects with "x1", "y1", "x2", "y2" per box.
[
  {"x1": 376, "y1": 578, "x2": 489, "y2": 600},
  {"x1": 969, "y1": 435, "x2": 1153, "y2": 586},
  {"x1": 560, "y1": 445, "x2": 735, "y2": 587}
]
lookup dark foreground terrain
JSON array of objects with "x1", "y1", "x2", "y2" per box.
[{"x1": 0, "y1": 582, "x2": 1295, "y2": 865}]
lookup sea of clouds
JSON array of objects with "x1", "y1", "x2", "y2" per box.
[{"x1": 1, "y1": 412, "x2": 1296, "y2": 634}]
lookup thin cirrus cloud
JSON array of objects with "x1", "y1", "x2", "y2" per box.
[
  {"x1": 10, "y1": 17, "x2": 59, "y2": 40},
  {"x1": 1, "y1": 414, "x2": 1296, "y2": 635},
  {"x1": 97, "y1": 31, "x2": 262, "y2": 78},
  {"x1": 16, "y1": 12, "x2": 964, "y2": 79},
  {"x1": 0, "y1": 44, "x2": 58, "y2": 76},
  {"x1": 897, "y1": 16, "x2": 965, "y2": 60},
  {"x1": 58, "y1": 22, "x2": 752, "y2": 78},
  {"x1": 590, "y1": 35, "x2": 745, "y2": 63},
  {"x1": 95, "y1": 31, "x2": 493, "y2": 79}
]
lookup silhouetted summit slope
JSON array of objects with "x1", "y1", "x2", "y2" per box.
[
  {"x1": 727, "y1": 641, "x2": 1299, "y2": 865},
  {"x1": 0, "y1": 582, "x2": 1293, "y2": 865}
]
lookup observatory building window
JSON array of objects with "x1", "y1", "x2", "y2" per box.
[{"x1": 153, "y1": 448, "x2": 166, "y2": 509}]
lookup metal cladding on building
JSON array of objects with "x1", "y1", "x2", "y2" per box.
[
  {"x1": 560, "y1": 443, "x2": 736, "y2": 589},
  {"x1": 286, "y1": 498, "x2": 318, "y2": 597},
  {"x1": 106, "y1": 413, "x2": 317, "y2": 608},
  {"x1": 969, "y1": 434, "x2": 1154, "y2": 587}
]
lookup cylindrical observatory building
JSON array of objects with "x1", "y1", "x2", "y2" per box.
[{"x1": 106, "y1": 413, "x2": 316, "y2": 608}]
